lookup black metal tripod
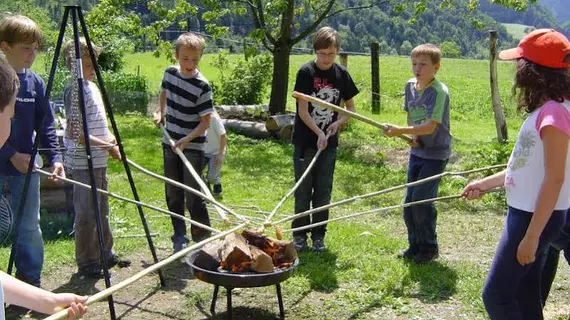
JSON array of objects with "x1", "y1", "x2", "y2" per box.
[{"x1": 6, "y1": 5, "x2": 165, "y2": 319}]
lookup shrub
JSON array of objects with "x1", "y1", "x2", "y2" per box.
[
  {"x1": 41, "y1": 70, "x2": 148, "y2": 114},
  {"x1": 211, "y1": 51, "x2": 273, "y2": 105}
]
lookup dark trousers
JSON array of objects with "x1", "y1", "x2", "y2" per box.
[
  {"x1": 482, "y1": 206, "x2": 564, "y2": 320},
  {"x1": 291, "y1": 145, "x2": 337, "y2": 240},
  {"x1": 403, "y1": 154, "x2": 447, "y2": 251},
  {"x1": 163, "y1": 146, "x2": 211, "y2": 242},
  {"x1": 540, "y1": 209, "x2": 570, "y2": 305}
]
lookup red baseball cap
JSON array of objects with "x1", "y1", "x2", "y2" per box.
[{"x1": 499, "y1": 28, "x2": 570, "y2": 68}]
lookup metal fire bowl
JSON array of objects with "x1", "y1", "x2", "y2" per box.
[{"x1": 187, "y1": 250, "x2": 299, "y2": 288}]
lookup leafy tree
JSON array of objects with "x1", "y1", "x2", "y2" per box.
[
  {"x1": 440, "y1": 40, "x2": 461, "y2": 58},
  {"x1": 199, "y1": 0, "x2": 538, "y2": 114},
  {"x1": 50, "y1": 0, "x2": 538, "y2": 114},
  {"x1": 399, "y1": 40, "x2": 413, "y2": 55}
]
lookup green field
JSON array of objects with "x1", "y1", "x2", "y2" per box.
[
  {"x1": 13, "y1": 52, "x2": 569, "y2": 319},
  {"x1": 502, "y1": 23, "x2": 535, "y2": 40}
]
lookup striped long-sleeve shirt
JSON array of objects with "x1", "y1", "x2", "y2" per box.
[
  {"x1": 64, "y1": 81, "x2": 110, "y2": 170},
  {"x1": 161, "y1": 67, "x2": 214, "y2": 151}
]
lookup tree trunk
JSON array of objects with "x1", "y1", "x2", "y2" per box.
[
  {"x1": 268, "y1": 45, "x2": 292, "y2": 115},
  {"x1": 265, "y1": 113, "x2": 295, "y2": 132},
  {"x1": 221, "y1": 119, "x2": 272, "y2": 139}
]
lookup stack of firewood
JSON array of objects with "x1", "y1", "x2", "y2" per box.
[{"x1": 193, "y1": 230, "x2": 297, "y2": 273}]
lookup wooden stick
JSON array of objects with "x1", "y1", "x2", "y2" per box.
[
  {"x1": 264, "y1": 135, "x2": 328, "y2": 226},
  {"x1": 43, "y1": 222, "x2": 248, "y2": 320},
  {"x1": 270, "y1": 164, "x2": 507, "y2": 227},
  {"x1": 286, "y1": 189, "x2": 503, "y2": 233},
  {"x1": 127, "y1": 158, "x2": 245, "y2": 223},
  {"x1": 160, "y1": 124, "x2": 232, "y2": 224},
  {"x1": 35, "y1": 168, "x2": 221, "y2": 234},
  {"x1": 292, "y1": 91, "x2": 414, "y2": 143}
]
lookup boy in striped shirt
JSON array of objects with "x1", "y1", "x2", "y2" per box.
[{"x1": 153, "y1": 33, "x2": 213, "y2": 253}]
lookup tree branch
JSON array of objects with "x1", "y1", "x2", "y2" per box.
[
  {"x1": 291, "y1": 0, "x2": 336, "y2": 44},
  {"x1": 325, "y1": 0, "x2": 389, "y2": 19},
  {"x1": 254, "y1": 0, "x2": 277, "y2": 46}
]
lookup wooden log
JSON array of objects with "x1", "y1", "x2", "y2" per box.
[
  {"x1": 249, "y1": 246, "x2": 274, "y2": 273},
  {"x1": 265, "y1": 113, "x2": 295, "y2": 132},
  {"x1": 276, "y1": 125, "x2": 293, "y2": 141},
  {"x1": 222, "y1": 119, "x2": 272, "y2": 139},
  {"x1": 193, "y1": 239, "x2": 223, "y2": 271},
  {"x1": 268, "y1": 237, "x2": 298, "y2": 263},
  {"x1": 220, "y1": 233, "x2": 253, "y2": 272},
  {"x1": 215, "y1": 105, "x2": 269, "y2": 119}
]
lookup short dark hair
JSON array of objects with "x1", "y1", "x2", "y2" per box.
[
  {"x1": 313, "y1": 27, "x2": 340, "y2": 51},
  {"x1": 0, "y1": 54, "x2": 19, "y2": 112}
]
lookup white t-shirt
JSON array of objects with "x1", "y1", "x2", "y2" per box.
[
  {"x1": 505, "y1": 100, "x2": 570, "y2": 212},
  {"x1": 0, "y1": 279, "x2": 5, "y2": 320},
  {"x1": 204, "y1": 113, "x2": 226, "y2": 155}
]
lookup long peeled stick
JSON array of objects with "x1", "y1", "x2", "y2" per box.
[
  {"x1": 34, "y1": 168, "x2": 221, "y2": 234},
  {"x1": 292, "y1": 91, "x2": 414, "y2": 143},
  {"x1": 160, "y1": 124, "x2": 232, "y2": 224},
  {"x1": 126, "y1": 159, "x2": 244, "y2": 223},
  {"x1": 44, "y1": 222, "x2": 248, "y2": 320}
]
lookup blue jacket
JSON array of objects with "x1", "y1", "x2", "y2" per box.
[{"x1": 0, "y1": 70, "x2": 61, "y2": 176}]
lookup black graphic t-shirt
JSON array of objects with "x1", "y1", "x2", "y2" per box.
[{"x1": 291, "y1": 61, "x2": 359, "y2": 148}]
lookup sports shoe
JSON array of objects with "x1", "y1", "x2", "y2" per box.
[
  {"x1": 77, "y1": 265, "x2": 104, "y2": 279},
  {"x1": 414, "y1": 247, "x2": 439, "y2": 264},
  {"x1": 293, "y1": 235, "x2": 309, "y2": 252},
  {"x1": 172, "y1": 235, "x2": 190, "y2": 254},
  {"x1": 213, "y1": 184, "x2": 223, "y2": 198},
  {"x1": 312, "y1": 237, "x2": 326, "y2": 252},
  {"x1": 108, "y1": 254, "x2": 131, "y2": 268},
  {"x1": 397, "y1": 248, "x2": 419, "y2": 261}
]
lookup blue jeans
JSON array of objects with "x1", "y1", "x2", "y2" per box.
[
  {"x1": 403, "y1": 154, "x2": 447, "y2": 251},
  {"x1": 0, "y1": 174, "x2": 43, "y2": 286},
  {"x1": 483, "y1": 206, "x2": 564, "y2": 320},
  {"x1": 291, "y1": 145, "x2": 337, "y2": 240},
  {"x1": 540, "y1": 209, "x2": 570, "y2": 305},
  {"x1": 163, "y1": 146, "x2": 211, "y2": 243}
]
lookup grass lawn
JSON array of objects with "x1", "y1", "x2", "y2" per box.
[
  {"x1": 502, "y1": 23, "x2": 534, "y2": 40},
  {"x1": 12, "y1": 52, "x2": 570, "y2": 319}
]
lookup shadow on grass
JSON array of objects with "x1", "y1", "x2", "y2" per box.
[
  {"x1": 113, "y1": 286, "x2": 188, "y2": 320},
  {"x1": 407, "y1": 260, "x2": 458, "y2": 303},
  {"x1": 196, "y1": 305, "x2": 282, "y2": 320},
  {"x1": 295, "y1": 250, "x2": 339, "y2": 292}
]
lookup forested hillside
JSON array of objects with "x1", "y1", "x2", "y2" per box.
[{"x1": 5, "y1": 0, "x2": 563, "y2": 59}]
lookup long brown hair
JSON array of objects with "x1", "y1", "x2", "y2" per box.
[{"x1": 513, "y1": 58, "x2": 570, "y2": 113}]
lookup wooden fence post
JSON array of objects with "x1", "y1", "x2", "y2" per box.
[
  {"x1": 489, "y1": 30, "x2": 508, "y2": 143},
  {"x1": 339, "y1": 53, "x2": 348, "y2": 108},
  {"x1": 371, "y1": 41, "x2": 380, "y2": 114}
]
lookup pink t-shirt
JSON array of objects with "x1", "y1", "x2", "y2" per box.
[{"x1": 505, "y1": 100, "x2": 570, "y2": 212}]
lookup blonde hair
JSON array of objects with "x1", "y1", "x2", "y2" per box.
[
  {"x1": 63, "y1": 37, "x2": 101, "y2": 70},
  {"x1": 411, "y1": 43, "x2": 442, "y2": 65},
  {"x1": 175, "y1": 32, "x2": 206, "y2": 53},
  {"x1": 313, "y1": 27, "x2": 340, "y2": 51},
  {"x1": 0, "y1": 53, "x2": 19, "y2": 112},
  {"x1": 0, "y1": 15, "x2": 42, "y2": 45}
]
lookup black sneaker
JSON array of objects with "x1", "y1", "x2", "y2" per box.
[
  {"x1": 213, "y1": 184, "x2": 223, "y2": 198},
  {"x1": 108, "y1": 254, "x2": 131, "y2": 268},
  {"x1": 397, "y1": 248, "x2": 419, "y2": 261},
  {"x1": 312, "y1": 238, "x2": 326, "y2": 252},
  {"x1": 172, "y1": 235, "x2": 190, "y2": 254},
  {"x1": 414, "y1": 247, "x2": 439, "y2": 264},
  {"x1": 293, "y1": 236, "x2": 309, "y2": 252},
  {"x1": 77, "y1": 265, "x2": 104, "y2": 279}
]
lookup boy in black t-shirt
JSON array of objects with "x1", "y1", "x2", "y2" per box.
[{"x1": 291, "y1": 27, "x2": 359, "y2": 252}]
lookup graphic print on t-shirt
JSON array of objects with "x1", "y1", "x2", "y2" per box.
[{"x1": 311, "y1": 77, "x2": 339, "y2": 129}]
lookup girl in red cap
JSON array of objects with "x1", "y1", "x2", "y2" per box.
[{"x1": 463, "y1": 29, "x2": 570, "y2": 319}]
